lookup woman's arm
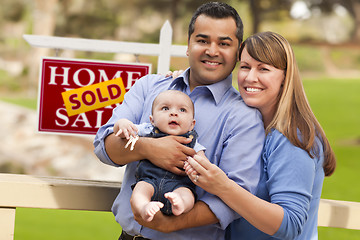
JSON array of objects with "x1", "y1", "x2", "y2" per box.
[{"x1": 185, "y1": 155, "x2": 284, "y2": 235}]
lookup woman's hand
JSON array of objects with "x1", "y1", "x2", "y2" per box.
[
  {"x1": 185, "y1": 155, "x2": 285, "y2": 236},
  {"x1": 184, "y1": 154, "x2": 230, "y2": 196},
  {"x1": 164, "y1": 70, "x2": 184, "y2": 79}
]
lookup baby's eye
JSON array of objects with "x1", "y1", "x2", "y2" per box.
[
  {"x1": 180, "y1": 108, "x2": 186, "y2": 112},
  {"x1": 162, "y1": 106, "x2": 169, "y2": 111}
]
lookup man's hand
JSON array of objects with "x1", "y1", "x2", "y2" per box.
[
  {"x1": 140, "y1": 136, "x2": 196, "y2": 175},
  {"x1": 133, "y1": 209, "x2": 174, "y2": 233},
  {"x1": 133, "y1": 201, "x2": 219, "y2": 233}
]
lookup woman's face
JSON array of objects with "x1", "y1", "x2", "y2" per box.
[{"x1": 237, "y1": 48, "x2": 285, "y2": 118}]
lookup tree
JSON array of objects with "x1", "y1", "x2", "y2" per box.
[
  {"x1": 303, "y1": 0, "x2": 360, "y2": 42},
  {"x1": 128, "y1": 0, "x2": 210, "y2": 42},
  {"x1": 248, "y1": 0, "x2": 291, "y2": 33},
  {"x1": 27, "y1": 0, "x2": 58, "y2": 92},
  {"x1": 243, "y1": 0, "x2": 360, "y2": 42},
  {"x1": 55, "y1": 0, "x2": 120, "y2": 39}
]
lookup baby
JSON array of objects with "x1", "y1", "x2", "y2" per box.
[{"x1": 114, "y1": 90, "x2": 205, "y2": 222}]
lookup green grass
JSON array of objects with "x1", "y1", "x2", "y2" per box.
[
  {"x1": 303, "y1": 78, "x2": 360, "y2": 142},
  {"x1": 14, "y1": 208, "x2": 122, "y2": 240},
  {"x1": 304, "y1": 78, "x2": 360, "y2": 239},
  {"x1": 9, "y1": 78, "x2": 360, "y2": 239},
  {"x1": 0, "y1": 97, "x2": 37, "y2": 110},
  {"x1": 292, "y1": 45, "x2": 325, "y2": 72}
]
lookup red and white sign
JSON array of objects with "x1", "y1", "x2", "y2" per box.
[{"x1": 38, "y1": 57, "x2": 151, "y2": 135}]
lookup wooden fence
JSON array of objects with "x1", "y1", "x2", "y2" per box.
[{"x1": 0, "y1": 173, "x2": 359, "y2": 240}]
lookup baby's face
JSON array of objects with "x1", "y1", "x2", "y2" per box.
[{"x1": 150, "y1": 92, "x2": 195, "y2": 136}]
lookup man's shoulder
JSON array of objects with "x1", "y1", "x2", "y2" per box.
[
  {"x1": 224, "y1": 87, "x2": 257, "y2": 112},
  {"x1": 131, "y1": 74, "x2": 174, "y2": 95},
  {"x1": 226, "y1": 86, "x2": 242, "y2": 100},
  {"x1": 219, "y1": 88, "x2": 263, "y2": 126},
  {"x1": 139, "y1": 74, "x2": 173, "y2": 86}
]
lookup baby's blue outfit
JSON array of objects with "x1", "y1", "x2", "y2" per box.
[{"x1": 134, "y1": 124, "x2": 205, "y2": 215}]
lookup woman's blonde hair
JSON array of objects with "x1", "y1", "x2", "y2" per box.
[{"x1": 239, "y1": 31, "x2": 336, "y2": 176}]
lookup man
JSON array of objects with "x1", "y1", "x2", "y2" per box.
[{"x1": 94, "y1": 2, "x2": 265, "y2": 240}]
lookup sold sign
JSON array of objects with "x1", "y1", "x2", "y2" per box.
[
  {"x1": 38, "y1": 57, "x2": 151, "y2": 135},
  {"x1": 62, "y1": 77, "x2": 126, "y2": 116}
]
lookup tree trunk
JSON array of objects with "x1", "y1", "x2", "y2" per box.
[
  {"x1": 27, "y1": 0, "x2": 58, "y2": 95},
  {"x1": 170, "y1": 0, "x2": 183, "y2": 43},
  {"x1": 352, "y1": 1, "x2": 360, "y2": 42},
  {"x1": 250, "y1": 0, "x2": 261, "y2": 34}
]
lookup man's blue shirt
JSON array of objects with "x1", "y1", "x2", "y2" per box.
[{"x1": 94, "y1": 69, "x2": 265, "y2": 240}]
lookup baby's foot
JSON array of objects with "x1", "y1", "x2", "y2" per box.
[
  {"x1": 164, "y1": 192, "x2": 185, "y2": 216},
  {"x1": 141, "y1": 201, "x2": 164, "y2": 222}
]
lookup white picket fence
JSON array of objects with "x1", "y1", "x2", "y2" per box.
[{"x1": 23, "y1": 20, "x2": 188, "y2": 74}]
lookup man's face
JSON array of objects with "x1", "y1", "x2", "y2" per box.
[{"x1": 187, "y1": 15, "x2": 239, "y2": 90}]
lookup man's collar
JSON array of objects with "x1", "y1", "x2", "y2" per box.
[
  {"x1": 169, "y1": 68, "x2": 190, "y2": 89},
  {"x1": 206, "y1": 74, "x2": 233, "y2": 105},
  {"x1": 169, "y1": 68, "x2": 233, "y2": 105}
]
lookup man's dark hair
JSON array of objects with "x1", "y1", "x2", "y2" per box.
[{"x1": 188, "y1": 2, "x2": 244, "y2": 44}]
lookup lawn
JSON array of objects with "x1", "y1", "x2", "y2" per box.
[
  {"x1": 14, "y1": 208, "x2": 122, "y2": 240},
  {"x1": 303, "y1": 78, "x2": 360, "y2": 239},
  {"x1": 8, "y1": 78, "x2": 360, "y2": 239}
]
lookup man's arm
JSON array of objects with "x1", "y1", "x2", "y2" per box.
[
  {"x1": 134, "y1": 201, "x2": 218, "y2": 233},
  {"x1": 105, "y1": 133, "x2": 196, "y2": 175}
]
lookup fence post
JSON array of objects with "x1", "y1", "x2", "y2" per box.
[
  {"x1": 0, "y1": 207, "x2": 16, "y2": 240},
  {"x1": 158, "y1": 20, "x2": 172, "y2": 74}
]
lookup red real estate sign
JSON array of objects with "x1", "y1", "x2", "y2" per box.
[{"x1": 38, "y1": 57, "x2": 151, "y2": 135}]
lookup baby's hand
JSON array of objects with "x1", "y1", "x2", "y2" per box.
[{"x1": 114, "y1": 119, "x2": 138, "y2": 139}]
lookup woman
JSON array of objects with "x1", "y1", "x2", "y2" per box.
[{"x1": 184, "y1": 31, "x2": 336, "y2": 239}]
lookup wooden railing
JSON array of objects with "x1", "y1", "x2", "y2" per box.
[
  {"x1": 0, "y1": 173, "x2": 120, "y2": 240},
  {"x1": 0, "y1": 173, "x2": 359, "y2": 240}
]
